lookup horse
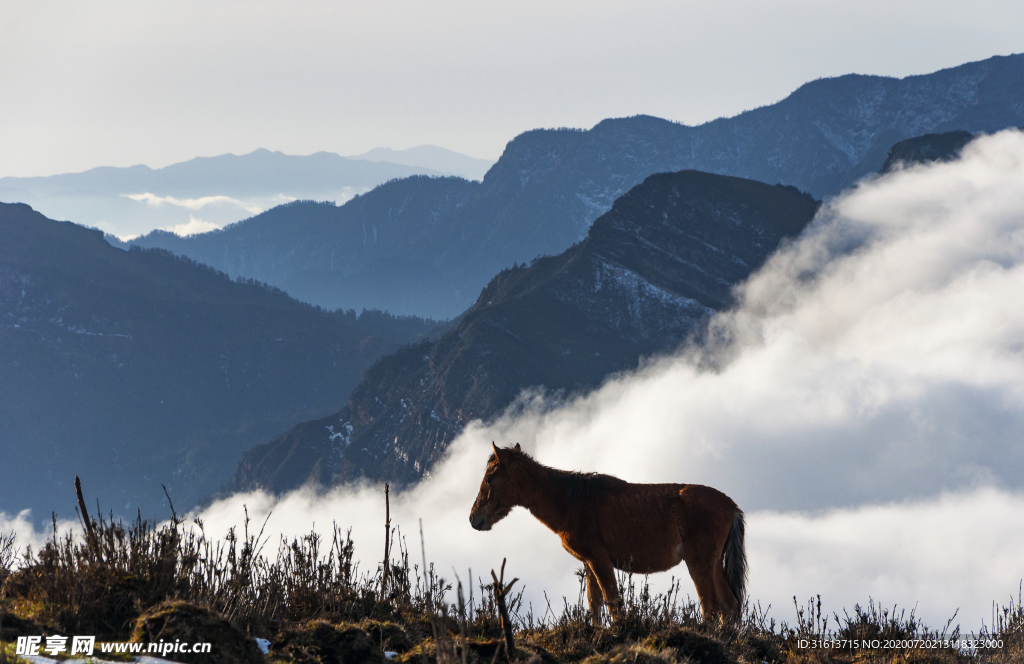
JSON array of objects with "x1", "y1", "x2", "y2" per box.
[{"x1": 469, "y1": 443, "x2": 746, "y2": 624}]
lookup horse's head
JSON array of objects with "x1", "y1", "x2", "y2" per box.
[{"x1": 469, "y1": 442, "x2": 521, "y2": 531}]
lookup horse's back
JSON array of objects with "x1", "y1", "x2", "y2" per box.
[
  {"x1": 582, "y1": 481, "x2": 692, "y2": 573},
  {"x1": 599, "y1": 481, "x2": 736, "y2": 514}
]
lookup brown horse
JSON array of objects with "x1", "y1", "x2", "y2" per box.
[{"x1": 469, "y1": 443, "x2": 746, "y2": 623}]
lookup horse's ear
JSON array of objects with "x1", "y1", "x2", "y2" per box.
[
  {"x1": 514, "y1": 443, "x2": 521, "y2": 451},
  {"x1": 492, "y1": 441, "x2": 504, "y2": 464}
]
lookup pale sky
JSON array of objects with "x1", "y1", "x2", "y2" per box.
[{"x1": 2, "y1": 0, "x2": 1023, "y2": 177}]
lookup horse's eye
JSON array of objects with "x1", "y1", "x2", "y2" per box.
[{"x1": 485, "y1": 474, "x2": 494, "y2": 485}]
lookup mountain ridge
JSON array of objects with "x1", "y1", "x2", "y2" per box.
[
  {"x1": 0, "y1": 202, "x2": 438, "y2": 522},
  {"x1": 878, "y1": 130, "x2": 979, "y2": 173},
  {"x1": 131, "y1": 54, "x2": 1024, "y2": 319},
  {"x1": 0, "y1": 148, "x2": 480, "y2": 240}
]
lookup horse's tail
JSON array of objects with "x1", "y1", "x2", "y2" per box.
[{"x1": 722, "y1": 508, "x2": 747, "y2": 612}]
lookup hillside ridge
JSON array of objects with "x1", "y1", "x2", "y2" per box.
[
  {"x1": 132, "y1": 54, "x2": 1024, "y2": 319},
  {"x1": 0, "y1": 202, "x2": 436, "y2": 521},
  {"x1": 230, "y1": 170, "x2": 821, "y2": 492}
]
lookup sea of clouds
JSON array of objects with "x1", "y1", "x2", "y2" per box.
[{"x1": 5, "y1": 130, "x2": 1024, "y2": 630}]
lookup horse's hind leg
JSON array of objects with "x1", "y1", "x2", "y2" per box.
[
  {"x1": 683, "y1": 559, "x2": 723, "y2": 619},
  {"x1": 711, "y1": 562, "x2": 740, "y2": 617}
]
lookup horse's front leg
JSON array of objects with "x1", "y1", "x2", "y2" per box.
[
  {"x1": 587, "y1": 555, "x2": 623, "y2": 624},
  {"x1": 584, "y1": 564, "x2": 604, "y2": 626}
]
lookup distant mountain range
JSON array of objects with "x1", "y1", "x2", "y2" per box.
[
  {"x1": 130, "y1": 54, "x2": 1024, "y2": 320},
  {"x1": 230, "y1": 170, "x2": 820, "y2": 493},
  {"x1": 0, "y1": 147, "x2": 494, "y2": 240},
  {"x1": 347, "y1": 146, "x2": 494, "y2": 180},
  {"x1": 0, "y1": 202, "x2": 441, "y2": 522}
]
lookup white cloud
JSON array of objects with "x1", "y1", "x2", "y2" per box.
[
  {"x1": 748, "y1": 488, "x2": 1024, "y2": 626},
  {"x1": 161, "y1": 215, "x2": 223, "y2": 237},
  {"x1": 121, "y1": 192, "x2": 269, "y2": 236},
  {"x1": 123, "y1": 192, "x2": 263, "y2": 215},
  {"x1": 270, "y1": 193, "x2": 298, "y2": 206}
]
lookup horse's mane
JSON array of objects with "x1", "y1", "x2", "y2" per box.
[
  {"x1": 554, "y1": 470, "x2": 626, "y2": 505},
  {"x1": 494, "y1": 447, "x2": 627, "y2": 505}
]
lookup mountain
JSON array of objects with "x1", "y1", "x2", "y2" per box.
[
  {"x1": 230, "y1": 170, "x2": 820, "y2": 493},
  {"x1": 878, "y1": 130, "x2": 978, "y2": 173},
  {"x1": 347, "y1": 146, "x2": 495, "y2": 180},
  {"x1": 0, "y1": 203, "x2": 439, "y2": 522},
  {"x1": 0, "y1": 149, "x2": 457, "y2": 240},
  {"x1": 132, "y1": 54, "x2": 1024, "y2": 320},
  {"x1": 129, "y1": 180, "x2": 480, "y2": 317}
]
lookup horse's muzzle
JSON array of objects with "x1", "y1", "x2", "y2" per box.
[{"x1": 469, "y1": 512, "x2": 491, "y2": 531}]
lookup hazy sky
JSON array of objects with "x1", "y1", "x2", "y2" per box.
[{"x1": 2, "y1": 1, "x2": 1023, "y2": 177}]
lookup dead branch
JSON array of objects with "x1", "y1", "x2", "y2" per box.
[
  {"x1": 490, "y1": 558, "x2": 518, "y2": 662},
  {"x1": 74, "y1": 475, "x2": 95, "y2": 544},
  {"x1": 381, "y1": 483, "x2": 391, "y2": 597}
]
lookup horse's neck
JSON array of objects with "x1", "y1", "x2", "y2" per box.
[{"x1": 515, "y1": 462, "x2": 570, "y2": 533}]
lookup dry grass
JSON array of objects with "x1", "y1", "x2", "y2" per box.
[
  {"x1": 1, "y1": 510, "x2": 1022, "y2": 663},
  {"x1": 0, "y1": 533, "x2": 14, "y2": 585}
]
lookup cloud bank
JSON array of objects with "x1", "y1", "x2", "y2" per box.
[
  {"x1": 119, "y1": 192, "x2": 289, "y2": 238},
  {"x1": 124, "y1": 192, "x2": 263, "y2": 214},
  {"x1": 171, "y1": 129, "x2": 1024, "y2": 626},
  {"x1": 6, "y1": 130, "x2": 1024, "y2": 628}
]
